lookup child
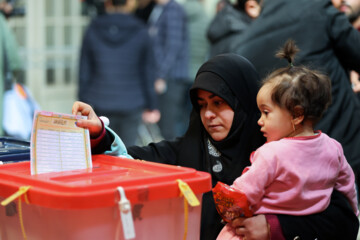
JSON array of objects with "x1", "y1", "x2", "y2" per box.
[{"x1": 216, "y1": 39, "x2": 359, "y2": 240}]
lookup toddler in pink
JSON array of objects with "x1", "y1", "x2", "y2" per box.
[{"x1": 217, "y1": 40, "x2": 358, "y2": 240}]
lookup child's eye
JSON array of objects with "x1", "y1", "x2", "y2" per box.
[{"x1": 263, "y1": 110, "x2": 269, "y2": 115}]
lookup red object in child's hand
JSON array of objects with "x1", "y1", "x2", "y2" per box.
[{"x1": 212, "y1": 181, "x2": 253, "y2": 223}]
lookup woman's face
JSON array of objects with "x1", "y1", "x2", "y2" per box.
[{"x1": 197, "y1": 89, "x2": 234, "y2": 141}]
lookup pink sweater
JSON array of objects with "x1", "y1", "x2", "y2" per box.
[
  {"x1": 217, "y1": 132, "x2": 358, "y2": 240},
  {"x1": 234, "y1": 131, "x2": 358, "y2": 215}
]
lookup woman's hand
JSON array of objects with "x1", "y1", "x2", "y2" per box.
[
  {"x1": 231, "y1": 215, "x2": 270, "y2": 240},
  {"x1": 72, "y1": 101, "x2": 102, "y2": 138}
]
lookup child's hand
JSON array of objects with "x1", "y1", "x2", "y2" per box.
[{"x1": 72, "y1": 101, "x2": 102, "y2": 138}]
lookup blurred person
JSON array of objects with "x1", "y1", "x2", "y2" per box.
[
  {"x1": 332, "y1": 0, "x2": 360, "y2": 25},
  {"x1": 0, "y1": 0, "x2": 22, "y2": 136},
  {"x1": 0, "y1": 0, "x2": 13, "y2": 16},
  {"x1": 234, "y1": 0, "x2": 360, "y2": 196},
  {"x1": 148, "y1": 0, "x2": 189, "y2": 140},
  {"x1": 78, "y1": 0, "x2": 159, "y2": 146},
  {"x1": 182, "y1": 0, "x2": 210, "y2": 87},
  {"x1": 207, "y1": 0, "x2": 262, "y2": 57},
  {"x1": 215, "y1": 0, "x2": 230, "y2": 13},
  {"x1": 135, "y1": 0, "x2": 155, "y2": 22},
  {"x1": 339, "y1": 0, "x2": 360, "y2": 94},
  {"x1": 332, "y1": 0, "x2": 360, "y2": 95},
  {"x1": 179, "y1": 0, "x2": 211, "y2": 135}
]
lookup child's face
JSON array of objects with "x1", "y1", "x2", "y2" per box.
[
  {"x1": 256, "y1": 84, "x2": 294, "y2": 142},
  {"x1": 197, "y1": 89, "x2": 234, "y2": 141}
]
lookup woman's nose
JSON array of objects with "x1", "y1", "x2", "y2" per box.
[{"x1": 204, "y1": 108, "x2": 215, "y2": 119}]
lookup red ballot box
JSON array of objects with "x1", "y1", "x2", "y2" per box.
[{"x1": 0, "y1": 155, "x2": 211, "y2": 240}]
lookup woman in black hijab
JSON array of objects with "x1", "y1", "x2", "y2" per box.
[{"x1": 73, "y1": 53, "x2": 359, "y2": 240}]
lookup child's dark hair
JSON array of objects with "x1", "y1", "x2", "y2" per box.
[{"x1": 262, "y1": 39, "x2": 332, "y2": 125}]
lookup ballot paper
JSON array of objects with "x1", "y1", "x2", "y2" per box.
[{"x1": 30, "y1": 110, "x2": 92, "y2": 175}]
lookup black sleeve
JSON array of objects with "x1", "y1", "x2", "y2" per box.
[
  {"x1": 90, "y1": 128, "x2": 181, "y2": 166},
  {"x1": 278, "y1": 190, "x2": 359, "y2": 240},
  {"x1": 91, "y1": 130, "x2": 114, "y2": 154},
  {"x1": 127, "y1": 139, "x2": 180, "y2": 165}
]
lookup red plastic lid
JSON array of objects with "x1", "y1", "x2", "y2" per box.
[{"x1": 0, "y1": 155, "x2": 211, "y2": 209}]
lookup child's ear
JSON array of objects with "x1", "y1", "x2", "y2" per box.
[{"x1": 293, "y1": 105, "x2": 304, "y2": 125}]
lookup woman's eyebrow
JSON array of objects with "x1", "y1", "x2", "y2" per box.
[
  {"x1": 197, "y1": 93, "x2": 217, "y2": 100},
  {"x1": 209, "y1": 93, "x2": 217, "y2": 99}
]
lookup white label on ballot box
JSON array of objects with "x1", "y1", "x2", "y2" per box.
[
  {"x1": 30, "y1": 110, "x2": 92, "y2": 175},
  {"x1": 118, "y1": 187, "x2": 136, "y2": 239}
]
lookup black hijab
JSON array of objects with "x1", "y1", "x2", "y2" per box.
[{"x1": 178, "y1": 53, "x2": 265, "y2": 186}]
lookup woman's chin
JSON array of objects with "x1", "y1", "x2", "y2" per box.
[{"x1": 210, "y1": 133, "x2": 227, "y2": 142}]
